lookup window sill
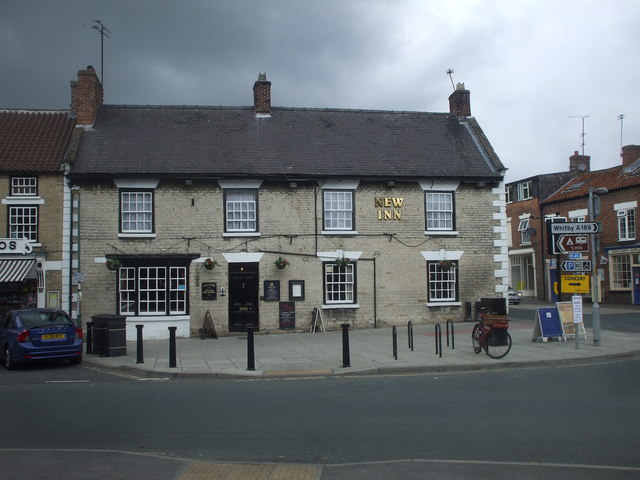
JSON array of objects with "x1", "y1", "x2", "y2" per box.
[
  {"x1": 3, "y1": 197, "x2": 45, "y2": 205},
  {"x1": 322, "y1": 231, "x2": 358, "y2": 236},
  {"x1": 322, "y1": 304, "x2": 359, "y2": 309},
  {"x1": 424, "y1": 231, "x2": 458, "y2": 236},
  {"x1": 118, "y1": 233, "x2": 157, "y2": 238},
  {"x1": 223, "y1": 232, "x2": 261, "y2": 237},
  {"x1": 427, "y1": 302, "x2": 462, "y2": 307}
]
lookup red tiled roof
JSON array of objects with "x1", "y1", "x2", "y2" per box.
[
  {"x1": 0, "y1": 110, "x2": 76, "y2": 172},
  {"x1": 542, "y1": 162, "x2": 640, "y2": 205}
]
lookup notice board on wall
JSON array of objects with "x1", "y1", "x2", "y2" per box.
[{"x1": 532, "y1": 307, "x2": 564, "y2": 342}]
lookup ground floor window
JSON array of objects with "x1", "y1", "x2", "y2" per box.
[
  {"x1": 427, "y1": 261, "x2": 458, "y2": 302},
  {"x1": 117, "y1": 259, "x2": 189, "y2": 315},
  {"x1": 510, "y1": 255, "x2": 534, "y2": 291},
  {"x1": 323, "y1": 262, "x2": 356, "y2": 304},
  {"x1": 610, "y1": 254, "x2": 632, "y2": 290}
]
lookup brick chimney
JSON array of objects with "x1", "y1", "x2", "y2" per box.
[
  {"x1": 253, "y1": 73, "x2": 271, "y2": 116},
  {"x1": 70, "y1": 66, "x2": 103, "y2": 127},
  {"x1": 621, "y1": 145, "x2": 640, "y2": 167},
  {"x1": 448, "y1": 82, "x2": 471, "y2": 117},
  {"x1": 569, "y1": 151, "x2": 590, "y2": 174}
]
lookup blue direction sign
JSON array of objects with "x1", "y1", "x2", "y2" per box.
[
  {"x1": 561, "y1": 260, "x2": 592, "y2": 271},
  {"x1": 568, "y1": 253, "x2": 582, "y2": 259}
]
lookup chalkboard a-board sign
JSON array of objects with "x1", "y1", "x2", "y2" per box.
[
  {"x1": 279, "y1": 301, "x2": 295, "y2": 330},
  {"x1": 201, "y1": 282, "x2": 217, "y2": 301},
  {"x1": 532, "y1": 307, "x2": 564, "y2": 341},
  {"x1": 264, "y1": 280, "x2": 280, "y2": 301}
]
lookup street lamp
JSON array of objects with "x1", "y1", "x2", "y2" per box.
[{"x1": 589, "y1": 186, "x2": 608, "y2": 346}]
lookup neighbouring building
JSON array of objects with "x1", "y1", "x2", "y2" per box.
[
  {"x1": 69, "y1": 68, "x2": 508, "y2": 339},
  {"x1": 541, "y1": 145, "x2": 640, "y2": 305},
  {"x1": 0, "y1": 109, "x2": 79, "y2": 313},
  {"x1": 505, "y1": 152, "x2": 587, "y2": 300}
]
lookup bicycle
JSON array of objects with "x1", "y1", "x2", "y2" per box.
[{"x1": 472, "y1": 314, "x2": 512, "y2": 359}]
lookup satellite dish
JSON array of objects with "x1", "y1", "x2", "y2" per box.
[{"x1": 577, "y1": 163, "x2": 587, "y2": 171}]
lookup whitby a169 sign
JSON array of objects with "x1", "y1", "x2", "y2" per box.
[{"x1": 551, "y1": 222, "x2": 600, "y2": 234}]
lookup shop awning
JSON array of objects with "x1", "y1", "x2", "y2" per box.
[{"x1": 0, "y1": 259, "x2": 36, "y2": 282}]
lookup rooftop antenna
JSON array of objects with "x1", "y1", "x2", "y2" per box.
[
  {"x1": 569, "y1": 115, "x2": 589, "y2": 155},
  {"x1": 446, "y1": 69, "x2": 455, "y2": 91},
  {"x1": 617, "y1": 114, "x2": 624, "y2": 151},
  {"x1": 92, "y1": 20, "x2": 110, "y2": 87}
]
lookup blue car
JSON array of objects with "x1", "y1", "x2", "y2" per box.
[{"x1": 0, "y1": 309, "x2": 83, "y2": 370}]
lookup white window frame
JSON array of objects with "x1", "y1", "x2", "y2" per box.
[
  {"x1": 120, "y1": 190, "x2": 153, "y2": 234},
  {"x1": 11, "y1": 177, "x2": 37, "y2": 196},
  {"x1": 169, "y1": 266, "x2": 187, "y2": 314},
  {"x1": 426, "y1": 192, "x2": 454, "y2": 231},
  {"x1": 505, "y1": 185, "x2": 513, "y2": 204},
  {"x1": 609, "y1": 254, "x2": 632, "y2": 290},
  {"x1": 323, "y1": 262, "x2": 356, "y2": 305},
  {"x1": 119, "y1": 267, "x2": 136, "y2": 314},
  {"x1": 517, "y1": 181, "x2": 532, "y2": 201},
  {"x1": 518, "y1": 217, "x2": 531, "y2": 245},
  {"x1": 9, "y1": 205, "x2": 38, "y2": 241},
  {"x1": 427, "y1": 261, "x2": 458, "y2": 303},
  {"x1": 225, "y1": 189, "x2": 258, "y2": 233},
  {"x1": 323, "y1": 190, "x2": 354, "y2": 232},
  {"x1": 138, "y1": 267, "x2": 166, "y2": 315},
  {"x1": 118, "y1": 265, "x2": 188, "y2": 316},
  {"x1": 617, "y1": 209, "x2": 636, "y2": 241}
]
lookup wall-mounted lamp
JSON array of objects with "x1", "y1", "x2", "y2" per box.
[
  {"x1": 387, "y1": 180, "x2": 396, "y2": 187},
  {"x1": 289, "y1": 182, "x2": 297, "y2": 188},
  {"x1": 219, "y1": 287, "x2": 225, "y2": 297}
]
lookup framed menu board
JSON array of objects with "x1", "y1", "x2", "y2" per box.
[{"x1": 279, "y1": 302, "x2": 295, "y2": 330}]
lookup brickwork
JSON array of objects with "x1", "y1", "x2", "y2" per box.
[
  {"x1": 78, "y1": 180, "x2": 504, "y2": 335},
  {"x1": 70, "y1": 67, "x2": 103, "y2": 127}
]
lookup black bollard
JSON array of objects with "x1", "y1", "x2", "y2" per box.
[
  {"x1": 392, "y1": 325, "x2": 398, "y2": 360},
  {"x1": 341, "y1": 323, "x2": 351, "y2": 368},
  {"x1": 168, "y1": 326, "x2": 177, "y2": 368},
  {"x1": 246, "y1": 326, "x2": 256, "y2": 371},
  {"x1": 85, "y1": 322, "x2": 93, "y2": 354},
  {"x1": 435, "y1": 323, "x2": 442, "y2": 358},
  {"x1": 136, "y1": 324, "x2": 144, "y2": 364},
  {"x1": 408, "y1": 321, "x2": 414, "y2": 351}
]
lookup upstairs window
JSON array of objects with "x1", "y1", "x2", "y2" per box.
[
  {"x1": 120, "y1": 190, "x2": 153, "y2": 234},
  {"x1": 426, "y1": 192, "x2": 454, "y2": 231},
  {"x1": 323, "y1": 190, "x2": 354, "y2": 231},
  {"x1": 518, "y1": 218, "x2": 531, "y2": 245},
  {"x1": 11, "y1": 177, "x2": 37, "y2": 196},
  {"x1": 517, "y1": 181, "x2": 532, "y2": 201},
  {"x1": 9, "y1": 206, "x2": 38, "y2": 241},
  {"x1": 617, "y1": 209, "x2": 636, "y2": 241},
  {"x1": 225, "y1": 189, "x2": 258, "y2": 233},
  {"x1": 505, "y1": 185, "x2": 513, "y2": 204}
]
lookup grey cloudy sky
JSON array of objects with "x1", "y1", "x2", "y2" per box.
[{"x1": 2, "y1": 0, "x2": 638, "y2": 183}]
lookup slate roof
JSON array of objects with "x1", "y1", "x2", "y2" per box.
[
  {"x1": 0, "y1": 110, "x2": 77, "y2": 173},
  {"x1": 542, "y1": 162, "x2": 640, "y2": 205},
  {"x1": 71, "y1": 105, "x2": 504, "y2": 182}
]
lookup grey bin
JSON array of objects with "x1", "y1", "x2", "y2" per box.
[{"x1": 91, "y1": 314, "x2": 127, "y2": 357}]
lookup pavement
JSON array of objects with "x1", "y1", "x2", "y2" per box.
[{"x1": 84, "y1": 300, "x2": 640, "y2": 379}]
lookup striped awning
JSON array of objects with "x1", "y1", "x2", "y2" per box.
[{"x1": 0, "y1": 259, "x2": 36, "y2": 282}]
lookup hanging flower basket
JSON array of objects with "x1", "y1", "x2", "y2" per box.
[
  {"x1": 334, "y1": 255, "x2": 350, "y2": 267},
  {"x1": 274, "y1": 256, "x2": 290, "y2": 269},
  {"x1": 202, "y1": 257, "x2": 219, "y2": 270},
  {"x1": 437, "y1": 260, "x2": 456, "y2": 271},
  {"x1": 105, "y1": 258, "x2": 122, "y2": 271}
]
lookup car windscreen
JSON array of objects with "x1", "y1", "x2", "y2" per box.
[{"x1": 16, "y1": 312, "x2": 74, "y2": 328}]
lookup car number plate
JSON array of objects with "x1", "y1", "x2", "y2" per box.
[{"x1": 41, "y1": 333, "x2": 66, "y2": 340}]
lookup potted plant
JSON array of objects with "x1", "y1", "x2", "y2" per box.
[
  {"x1": 334, "y1": 255, "x2": 350, "y2": 267},
  {"x1": 105, "y1": 258, "x2": 122, "y2": 271},
  {"x1": 274, "y1": 256, "x2": 290, "y2": 269},
  {"x1": 437, "y1": 259, "x2": 456, "y2": 271},
  {"x1": 202, "y1": 257, "x2": 219, "y2": 270}
]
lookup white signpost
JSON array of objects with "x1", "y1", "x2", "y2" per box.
[{"x1": 551, "y1": 222, "x2": 600, "y2": 234}]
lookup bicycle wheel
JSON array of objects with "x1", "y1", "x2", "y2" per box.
[
  {"x1": 472, "y1": 323, "x2": 482, "y2": 354},
  {"x1": 483, "y1": 328, "x2": 512, "y2": 359}
]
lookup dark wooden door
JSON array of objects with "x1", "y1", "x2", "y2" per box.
[{"x1": 228, "y1": 263, "x2": 259, "y2": 332}]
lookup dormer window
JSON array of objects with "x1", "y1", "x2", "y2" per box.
[{"x1": 11, "y1": 177, "x2": 37, "y2": 196}]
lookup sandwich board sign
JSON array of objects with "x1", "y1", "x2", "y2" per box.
[
  {"x1": 556, "y1": 301, "x2": 587, "y2": 340},
  {"x1": 532, "y1": 307, "x2": 565, "y2": 342}
]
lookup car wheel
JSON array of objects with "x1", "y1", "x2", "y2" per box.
[
  {"x1": 4, "y1": 345, "x2": 15, "y2": 370},
  {"x1": 69, "y1": 356, "x2": 82, "y2": 366}
]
